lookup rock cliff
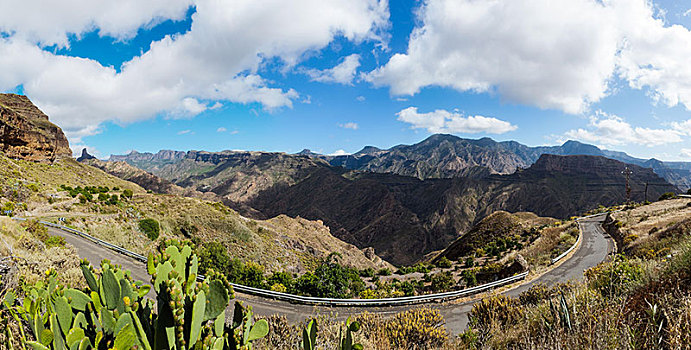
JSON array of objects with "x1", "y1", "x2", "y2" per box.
[{"x1": 0, "y1": 94, "x2": 71, "y2": 163}]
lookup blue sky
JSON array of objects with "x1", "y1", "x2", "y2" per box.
[{"x1": 1, "y1": 0, "x2": 691, "y2": 160}]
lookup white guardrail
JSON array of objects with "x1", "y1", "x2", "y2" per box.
[{"x1": 12, "y1": 217, "x2": 531, "y2": 306}]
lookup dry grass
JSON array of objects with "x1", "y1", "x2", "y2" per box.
[{"x1": 256, "y1": 307, "x2": 452, "y2": 350}]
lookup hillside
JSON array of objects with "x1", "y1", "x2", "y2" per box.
[
  {"x1": 0, "y1": 93, "x2": 72, "y2": 163},
  {"x1": 0, "y1": 153, "x2": 391, "y2": 273}
]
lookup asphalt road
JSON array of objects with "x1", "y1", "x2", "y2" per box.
[{"x1": 47, "y1": 213, "x2": 612, "y2": 335}]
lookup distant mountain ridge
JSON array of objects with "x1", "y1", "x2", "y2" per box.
[
  {"x1": 106, "y1": 144, "x2": 678, "y2": 264},
  {"x1": 112, "y1": 134, "x2": 690, "y2": 191},
  {"x1": 312, "y1": 135, "x2": 690, "y2": 191}
]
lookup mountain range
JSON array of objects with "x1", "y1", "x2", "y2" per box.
[{"x1": 106, "y1": 136, "x2": 681, "y2": 265}]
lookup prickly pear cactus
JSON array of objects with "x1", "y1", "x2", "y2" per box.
[
  {"x1": 21, "y1": 263, "x2": 154, "y2": 350},
  {"x1": 6, "y1": 239, "x2": 270, "y2": 350}
]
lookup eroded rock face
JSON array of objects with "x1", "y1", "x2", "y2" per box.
[{"x1": 0, "y1": 94, "x2": 71, "y2": 163}]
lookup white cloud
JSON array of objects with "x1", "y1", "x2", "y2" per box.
[
  {"x1": 563, "y1": 110, "x2": 683, "y2": 147},
  {"x1": 681, "y1": 149, "x2": 691, "y2": 158},
  {"x1": 368, "y1": 0, "x2": 691, "y2": 115},
  {"x1": 216, "y1": 127, "x2": 227, "y2": 132},
  {"x1": 338, "y1": 122, "x2": 359, "y2": 130},
  {"x1": 330, "y1": 149, "x2": 350, "y2": 156},
  {"x1": 0, "y1": 0, "x2": 388, "y2": 140},
  {"x1": 306, "y1": 54, "x2": 361, "y2": 85},
  {"x1": 684, "y1": 9, "x2": 691, "y2": 17},
  {"x1": 672, "y1": 119, "x2": 691, "y2": 135},
  {"x1": 356, "y1": 95, "x2": 366, "y2": 102},
  {"x1": 396, "y1": 107, "x2": 517, "y2": 134},
  {"x1": 0, "y1": 0, "x2": 194, "y2": 47},
  {"x1": 177, "y1": 129, "x2": 193, "y2": 135}
]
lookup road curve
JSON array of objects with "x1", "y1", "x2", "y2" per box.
[{"x1": 46, "y1": 213, "x2": 612, "y2": 335}]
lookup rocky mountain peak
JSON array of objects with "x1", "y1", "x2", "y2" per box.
[
  {"x1": 0, "y1": 93, "x2": 72, "y2": 163},
  {"x1": 76, "y1": 148, "x2": 96, "y2": 162}
]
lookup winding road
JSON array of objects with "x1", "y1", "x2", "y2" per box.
[{"x1": 46, "y1": 213, "x2": 612, "y2": 335}]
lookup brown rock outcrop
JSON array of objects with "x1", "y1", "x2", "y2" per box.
[{"x1": 0, "y1": 94, "x2": 72, "y2": 163}]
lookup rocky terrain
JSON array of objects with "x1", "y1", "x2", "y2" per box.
[
  {"x1": 320, "y1": 135, "x2": 691, "y2": 191},
  {"x1": 113, "y1": 134, "x2": 691, "y2": 192},
  {"x1": 106, "y1": 144, "x2": 679, "y2": 265},
  {"x1": 0, "y1": 94, "x2": 71, "y2": 163}
]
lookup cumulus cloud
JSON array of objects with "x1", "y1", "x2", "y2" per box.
[
  {"x1": 563, "y1": 110, "x2": 683, "y2": 147},
  {"x1": 396, "y1": 107, "x2": 517, "y2": 134},
  {"x1": 216, "y1": 127, "x2": 227, "y2": 132},
  {"x1": 338, "y1": 122, "x2": 359, "y2": 130},
  {"x1": 672, "y1": 119, "x2": 691, "y2": 135},
  {"x1": 681, "y1": 149, "x2": 691, "y2": 158},
  {"x1": 306, "y1": 54, "x2": 361, "y2": 84},
  {"x1": 0, "y1": 0, "x2": 193, "y2": 47},
  {"x1": 0, "y1": 0, "x2": 388, "y2": 142},
  {"x1": 368, "y1": 0, "x2": 691, "y2": 114},
  {"x1": 356, "y1": 95, "x2": 366, "y2": 102},
  {"x1": 330, "y1": 149, "x2": 350, "y2": 156}
]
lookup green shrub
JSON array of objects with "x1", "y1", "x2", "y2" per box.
[
  {"x1": 658, "y1": 192, "x2": 677, "y2": 201},
  {"x1": 44, "y1": 235, "x2": 66, "y2": 248},
  {"x1": 121, "y1": 188, "x2": 133, "y2": 199},
  {"x1": 377, "y1": 268, "x2": 392, "y2": 276},
  {"x1": 462, "y1": 270, "x2": 477, "y2": 287},
  {"x1": 291, "y1": 253, "x2": 364, "y2": 298},
  {"x1": 429, "y1": 272, "x2": 454, "y2": 292},
  {"x1": 359, "y1": 267, "x2": 375, "y2": 277},
  {"x1": 585, "y1": 255, "x2": 644, "y2": 296},
  {"x1": 267, "y1": 271, "x2": 294, "y2": 290},
  {"x1": 437, "y1": 256, "x2": 452, "y2": 269},
  {"x1": 198, "y1": 241, "x2": 231, "y2": 274},
  {"x1": 138, "y1": 218, "x2": 160, "y2": 240},
  {"x1": 107, "y1": 194, "x2": 119, "y2": 205},
  {"x1": 465, "y1": 256, "x2": 475, "y2": 268},
  {"x1": 97, "y1": 192, "x2": 108, "y2": 201}
]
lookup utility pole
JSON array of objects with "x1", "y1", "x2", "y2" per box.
[{"x1": 622, "y1": 167, "x2": 632, "y2": 203}]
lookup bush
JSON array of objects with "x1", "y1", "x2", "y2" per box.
[
  {"x1": 462, "y1": 270, "x2": 477, "y2": 287},
  {"x1": 198, "y1": 241, "x2": 231, "y2": 273},
  {"x1": 359, "y1": 267, "x2": 375, "y2": 277},
  {"x1": 266, "y1": 271, "x2": 294, "y2": 291},
  {"x1": 45, "y1": 235, "x2": 66, "y2": 248},
  {"x1": 465, "y1": 256, "x2": 475, "y2": 268},
  {"x1": 270, "y1": 283, "x2": 287, "y2": 293},
  {"x1": 121, "y1": 188, "x2": 133, "y2": 199},
  {"x1": 429, "y1": 272, "x2": 454, "y2": 292},
  {"x1": 585, "y1": 255, "x2": 644, "y2": 296},
  {"x1": 291, "y1": 253, "x2": 364, "y2": 298},
  {"x1": 659, "y1": 192, "x2": 677, "y2": 201},
  {"x1": 437, "y1": 256, "x2": 452, "y2": 269},
  {"x1": 381, "y1": 308, "x2": 448, "y2": 348},
  {"x1": 138, "y1": 218, "x2": 160, "y2": 240},
  {"x1": 98, "y1": 192, "x2": 108, "y2": 201},
  {"x1": 377, "y1": 268, "x2": 392, "y2": 276},
  {"x1": 469, "y1": 295, "x2": 523, "y2": 332},
  {"x1": 21, "y1": 219, "x2": 48, "y2": 241},
  {"x1": 107, "y1": 194, "x2": 119, "y2": 205}
]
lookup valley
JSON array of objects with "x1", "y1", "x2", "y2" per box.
[{"x1": 2, "y1": 93, "x2": 690, "y2": 349}]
